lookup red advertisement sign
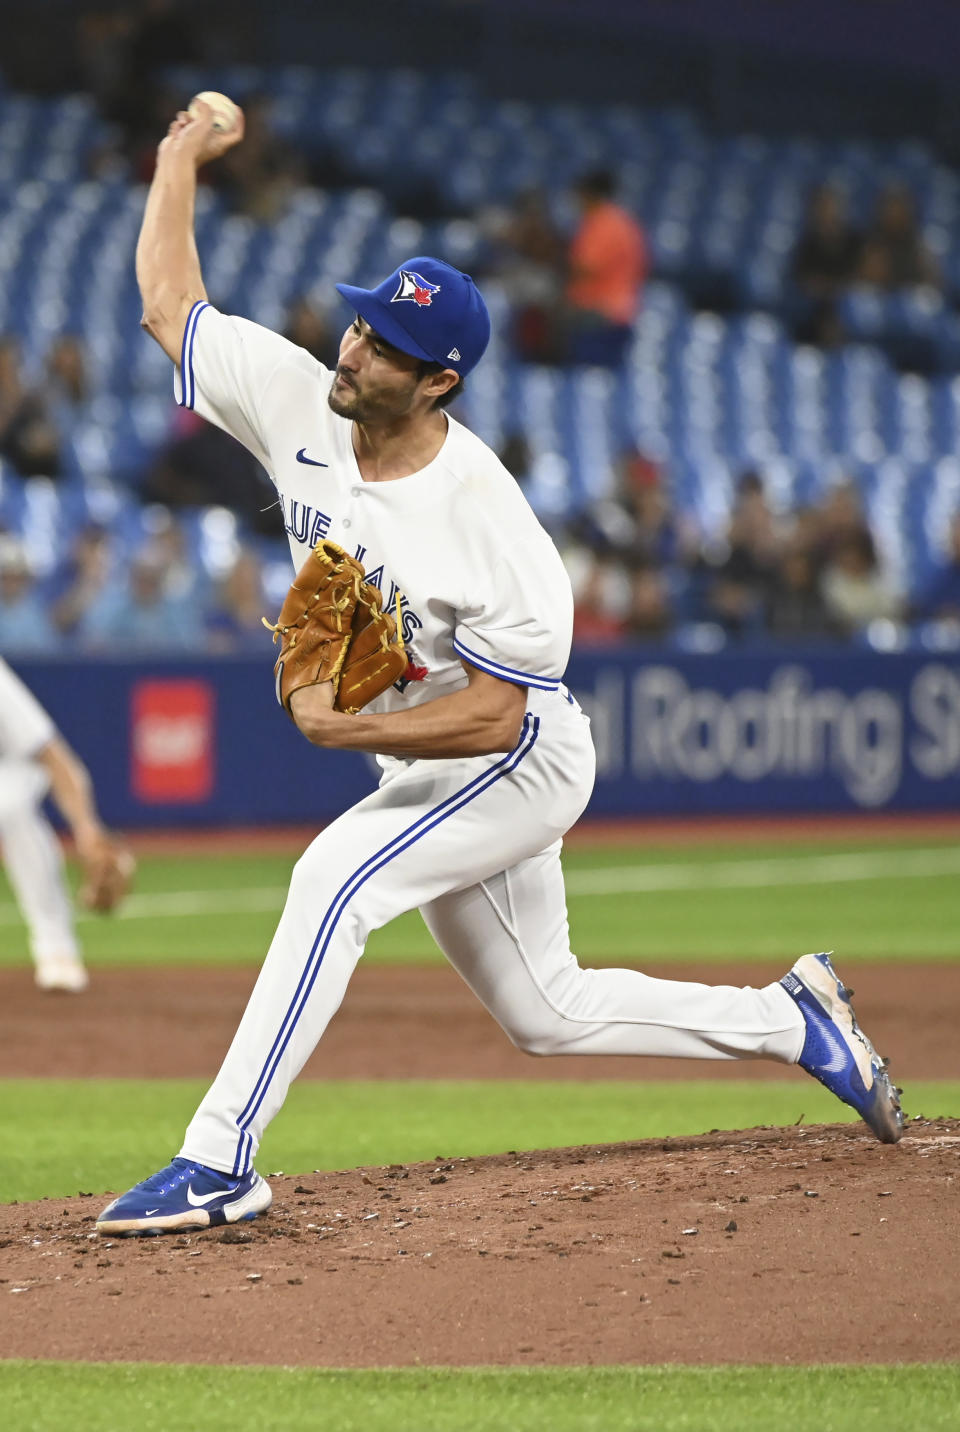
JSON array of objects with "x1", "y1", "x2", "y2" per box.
[{"x1": 131, "y1": 679, "x2": 215, "y2": 803}]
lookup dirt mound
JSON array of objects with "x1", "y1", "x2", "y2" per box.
[{"x1": 1, "y1": 1120, "x2": 957, "y2": 1367}]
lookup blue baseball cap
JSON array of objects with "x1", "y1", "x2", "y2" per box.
[{"x1": 335, "y1": 255, "x2": 491, "y2": 377}]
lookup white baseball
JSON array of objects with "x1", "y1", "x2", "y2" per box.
[{"x1": 188, "y1": 90, "x2": 241, "y2": 133}]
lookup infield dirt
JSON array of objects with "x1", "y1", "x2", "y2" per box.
[{"x1": 0, "y1": 961, "x2": 956, "y2": 1080}]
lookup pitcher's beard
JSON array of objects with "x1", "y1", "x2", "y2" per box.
[
  {"x1": 327, "y1": 374, "x2": 363, "y2": 419},
  {"x1": 327, "y1": 372, "x2": 418, "y2": 424}
]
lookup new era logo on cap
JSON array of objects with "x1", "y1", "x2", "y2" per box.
[
  {"x1": 392, "y1": 270, "x2": 441, "y2": 307},
  {"x1": 447, "y1": 348, "x2": 461, "y2": 362}
]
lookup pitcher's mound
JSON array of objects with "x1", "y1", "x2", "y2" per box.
[{"x1": 1, "y1": 1118, "x2": 957, "y2": 1367}]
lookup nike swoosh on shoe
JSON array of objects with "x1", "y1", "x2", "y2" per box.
[{"x1": 186, "y1": 1184, "x2": 230, "y2": 1207}]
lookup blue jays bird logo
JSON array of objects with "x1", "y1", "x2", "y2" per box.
[{"x1": 391, "y1": 270, "x2": 441, "y2": 307}]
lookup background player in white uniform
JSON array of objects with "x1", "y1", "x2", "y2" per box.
[
  {"x1": 0, "y1": 657, "x2": 119, "y2": 991},
  {"x1": 98, "y1": 101, "x2": 902, "y2": 1235}
]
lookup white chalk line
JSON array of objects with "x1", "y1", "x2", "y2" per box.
[
  {"x1": 0, "y1": 846, "x2": 958, "y2": 925},
  {"x1": 564, "y1": 845, "x2": 960, "y2": 896},
  {"x1": 0, "y1": 886, "x2": 290, "y2": 926}
]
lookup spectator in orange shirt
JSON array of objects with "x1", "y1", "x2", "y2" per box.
[{"x1": 566, "y1": 169, "x2": 647, "y2": 367}]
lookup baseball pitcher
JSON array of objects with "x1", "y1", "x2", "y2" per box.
[{"x1": 98, "y1": 99, "x2": 902, "y2": 1235}]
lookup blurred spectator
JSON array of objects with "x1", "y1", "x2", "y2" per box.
[
  {"x1": 790, "y1": 184, "x2": 862, "y2": 347},
  {"x1": 141, "y1": 408, "x2": 283, "y2": 535},
  {"x1": 570, "y1": 552, "x2": 629, "y2": 643},
  {"x1": 76, "y1": 8, "x2": 130, "y2": 115},
  {"x1": 624, "y1": 560, "x2": 673, "y2": 640},
  {"x1": 820, "y1": 528, "x2": 903, "y2": 634},
  {"x1": 212, "y1": 94, "x2": 306, "y2": 222},
  {"x1": 497, "y1": 189, "x2": 566, "y2": 364},
  {"x1": 284, "y1": 296, "x2": 338, "y2": 367},
  {"x1": 572, "y1": 452, "x2": 694, "y2": 569},
  {"x1": 792, "y1": 185, "x2": 862, "y2": 299},
  {"x1": 46, "y1": 335, "x2": 90, "y2": 409},
  {"x1": 617, "y1": 451, "x2": 697, "y2": 570},
  {"x1": 207, "y1": 547, "x2": 274, "y2": 651},
  {"x1": 565, "y1": 169, "x2": 647, "y2": 367},
  {"x1": 571, "y1": 545, "x2": 675, "y2": 643},
  {"x1": 79, "y1": 542, "x2": 195, "y2": 651},
  {"x1": 0, "y1": 537, "x2": 59, "y2": 654},
  {"x1": 0, "y1": 338, "x2": 62, "y2": 479},
  {"x1": 498, "y1": 434, "x2": 534, "y2": 491},
  {"x1": 815, "y1": 480, "x2": 873, "y2": 565},
  {"x1": 705, "y1": 471, "x2": 781, "y2": 637},
  {"x1": 145, "y1": 507, "x2": 204, "y2": 605},
  {"x1": 78, "y1": 1, "x2": 200, "y2": 173},
  {"x1": 765, "y1": 535, "x2": 839, "y2": 640},
  {"x1": 49, "y1": 524, "x2": 115, "y2": 640},
  {"x1": 914, "y1": 512, "x2": 960, "y2": 624},
  {"x1": 856, "y1": 184, "x2": 940, "y2": 290}
]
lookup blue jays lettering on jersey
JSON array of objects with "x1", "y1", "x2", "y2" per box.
[{"x1": 279, "y1": 492, "x2": 332, "y2": 546}]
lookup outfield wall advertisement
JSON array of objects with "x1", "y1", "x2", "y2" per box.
[
  {"x1": 12, "y1": 648, "x2": 960, "y2": 826},
  {"x1": 565, "y1": 650, "x2": 960, "y2": 815}
]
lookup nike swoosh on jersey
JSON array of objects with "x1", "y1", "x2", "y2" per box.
[
  {"x1": 186, "y1": 1184, "x2": 228, "y2": 1207},
  {"x1": 295, "y1": 448, "x2": 329, "y2": 467}
]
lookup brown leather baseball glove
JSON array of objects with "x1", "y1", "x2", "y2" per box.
[
  {"x1": 265, "y1": 539, "x2": 411, "y2": 715},
  {"x1": 78, "y1": 833, "x2": 136, "y2": 913},
  {"x1": 334, "y1": 577, "x2": 411, "y2": 714}
]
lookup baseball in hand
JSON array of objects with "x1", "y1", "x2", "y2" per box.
[{"x1": 188, "y1": 91, "x2": 241, "y2": 133}]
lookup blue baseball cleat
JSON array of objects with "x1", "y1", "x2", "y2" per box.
[
  {"x1": 96, "y1": 1158, "x2": 272, "y2": 1236},
  {"x1": 781, "y1": 951, "x2": 904, "y2": 1144}
]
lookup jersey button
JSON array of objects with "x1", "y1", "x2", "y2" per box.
[
  {"x1": 350, "y1": 487, "x2": 361, "y2": 497},
  {"x1": 342, "y1": 518, "x2": 352, "y2": 529}
]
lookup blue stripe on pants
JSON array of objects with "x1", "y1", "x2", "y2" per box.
[{"x1": 231, "y1": 714, "x2": 541, "y2": 1175}]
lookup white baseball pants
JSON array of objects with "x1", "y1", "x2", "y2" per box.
[{"x1": 181, "y1": 695, "x2": 804, "y2": 1177}]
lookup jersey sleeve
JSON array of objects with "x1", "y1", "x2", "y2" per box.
[
  {"x1": 452, "y1": 545, "x2": 573, "y2": 693},
  {"x1": 173, "y1": 302, "x2": 319, "y2": 468},
  {"x1": 0, "y1": 659, "x2": 56, "y2": 759}
]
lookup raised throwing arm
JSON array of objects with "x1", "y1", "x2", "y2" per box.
[{"x1": 136, "y1": 99, "x2": 244, "y2": 362}]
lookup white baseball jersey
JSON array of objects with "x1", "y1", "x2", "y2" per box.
[
  {"x1": 0, "y1": 657, "x2": 55, "y2": 761},
  {"x1": 175, "y1": 303, "x2": 574, "y2": 718}
]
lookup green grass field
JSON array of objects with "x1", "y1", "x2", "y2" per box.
[
  {"x1": 2, "y1": 832, "x2": 959, "y2": 966},
  {"x1": 5, "y1": 1076, "x2": 958, "y2": 1204},
  {"x1": 2, "y1": 826, "x2": 957, "y2": 1428},
  {"x1": 4, "y1": 1363, "x2": 960, "y2": 1432}
]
